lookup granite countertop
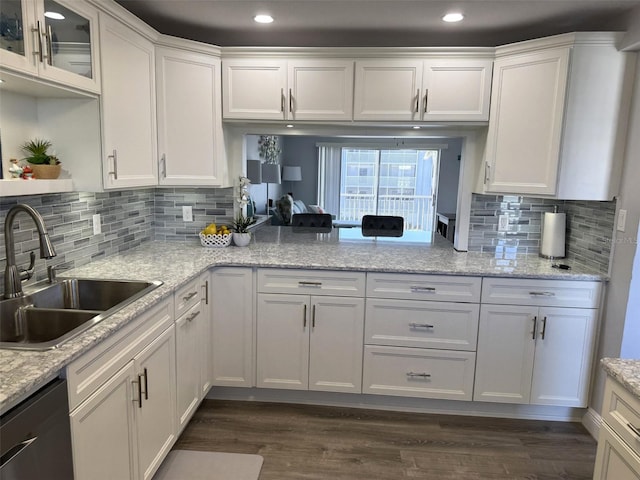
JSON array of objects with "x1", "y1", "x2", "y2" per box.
[
  {"x1": 0, "y1": 226, "x2": 606, "y2": 414},
  {"x1": 601, "y1": 358, "x2": 640, "y2": 399}
]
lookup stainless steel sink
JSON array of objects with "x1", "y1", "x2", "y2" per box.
[{"x1": 0, "y1": 278, "x2": 162, "y2": 350}]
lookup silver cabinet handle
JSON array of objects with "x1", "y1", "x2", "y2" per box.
[
  {"x1": 0, "y1": 436, "x2": 38, "y2": 469},
  {"x1": 628, "y1": 423, "x2": 640, "y2": 438},
  {"x1": 134, "y1": 378, "x2": 142, "y2": 408},
  {"x1": 280, "y1": 88, "x2": 285, "y2": 112},
  {"x1": 415, "y1": 89, "x2": 420, "y2": 113},
  {"x1": 142, "y1": 367, "x2": 148, "y2": 400},
  {"x1": 303, "y1": 304, "x2": 307, "y2": 328},
  {"x1": 299, "y1": 281, "x2": 322, "y2": 288},
  {"x1": 203, "y1": 280, "x2": 209, "y2": 305},
  {"x1": 160, "y1": 154, "x2": 167, "y2": 179},
  {"x1": 45, "y1": 24, "x2": 53, "y2": 65},
  {"x1": 289, "y1": 88, "x2": 293, "y2": 113},
  {"x1": 186, "y1": 310, "x2": 200, "y2": 322},
  {"x1": 183, "y1": 291, "x2": 198, "y2": 302},
  {"x1": 407, "y1": 372, "x2": 431, "y2": 378},
  {"x1": 409, "y1": 322, "x2": 434, "y2": 329},
  {"x1": 32, "y1": 22, "x2": 43, "y2": 62},
  {"x1": 312, "y1": 304, "x2": 316, "y2": 328},
  {"x1": 529, "y1": 291, "x2": 555, "y2": 297},
  {"x1": 107, "y1": 150, "x2": 118, "y2": 180},
  {"x1": 484, "y1": 163, "x2": 490, "y2": 184},
  {"x1": 410, "y1": 286, "x2": 436, "y2": 293},
  {"x1": 540, "y1": 316, "x2": 547, "y2": 340},
  {"x1": 532, "y1": 316, "x2": 538, "y2": 340},
  {"x1": 423, "y1": 88, "x2": 429, "y2": 113}
]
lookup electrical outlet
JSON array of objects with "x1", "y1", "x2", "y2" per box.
[
  {"x1": 498, "y1": 214, "x2": 509, "y2": 232},
  {"x1": 92, "y1": 214, "x2": 101, "y2": 235},
  {"x1": 182, "y1": 206, "x2": 193, "y2": 222},
  {"x1": 617, "y1": 209, "x2": 627, "y2": 232}
]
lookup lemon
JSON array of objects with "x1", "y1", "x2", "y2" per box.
[{"x1": 203, "y1": 224, "x2": 217, "y2": 235}]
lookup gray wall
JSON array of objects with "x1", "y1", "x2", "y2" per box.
[
  {"x1": 590, "y1": 53, "x2": 640, "y2": 414},
  {"x1": 436, "y1": 138, "x2": 462, "y2": 215},
  {"x1": 282, "y1": 136, "x2": 322, "y2": 207}
]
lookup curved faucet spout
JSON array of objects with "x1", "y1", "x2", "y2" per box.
[{"x1": 4, "y1": 204, "x2": 57, "y2": 298}]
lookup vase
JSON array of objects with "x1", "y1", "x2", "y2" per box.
[
  {"x1": 31, "y1": 164, "x2": 62, "y2": 179},
  {"x1": 232, "y1": 232, "x2": 251, "y2": 247}
]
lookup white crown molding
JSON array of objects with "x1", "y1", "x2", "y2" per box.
[{"x1": 220, "y1": 46, "x2": 496, "y2": 59}]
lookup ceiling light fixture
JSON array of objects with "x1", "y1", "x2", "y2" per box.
[
  {"x1": 286, "y1": 124, "x2": 294, "y2": 128},
  {"x1": 44, "y1": 11, "x2": 65, "y2": 20},
  {"x1": 412, "y1": 126, "x2": 421, "y2": 130},
  {"x1": 442, "y1": 12, "x2": 464, "y2": 23},
  {"x1": 254, "y1": 14, "x2": 274, "y2": 24}
]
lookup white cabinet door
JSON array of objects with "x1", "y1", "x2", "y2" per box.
[
  {"x1": 0, "y1": 0, "x2": 38, "y2": 75},
  {"x1": 309, "y1": 296, "x2": 364, "y2": 393},
  {"x1": 422, "y1": 59, "x2": 492, "y2": 121},
  {"x1": 156, "y1": 47, "x2": 224, "y2": 186},
  {"x1": 473, "y1": 304, "x2": 537, "y2": 404},
  {"x1": 134, "y1": 325, "x2": 176, "y2": 480},
  {"x1": 485, "y1": 47, "x2": 570, "y2": 195},
  {"x1": 594, "y1": 424, "x2": 640, "y2": 480},
  {"x1": 100, "y1": 13, "x2": 157, "y2": 189},
  {"x1": 175, "y1": 302, "x2": 202, "y2": 430},
  {"x1": 354, "y1": 60, "x2": 423, "y2": 121},
  {"x1": 288, "y1": 59, "x2": 354, "y2": 121},
  {"x1": 211, "y1": 268, "x2": 254, "y2": 387},
  {"x1": 256, "y1": 293, "x2": 310, "y2": 390},
  {"x1": 222, "y1": 59, "x2": 287, "y2": 119},
  {"x1": 70, "y1": 362, "x2": 138, "y2": 480},
  {"x1": 199, "y1": 274, "x2": 213, "y2": 397},
  {"x1": 530, "y1": 307, "x2": 597, "y2": 407}
]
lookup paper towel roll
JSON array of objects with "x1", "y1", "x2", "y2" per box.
[{"x1": 540, "y1": 212, "x2": 566, "y2": 258}]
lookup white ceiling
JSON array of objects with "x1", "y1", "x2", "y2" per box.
[{"x1": 114, "y1": 0, "x2": 640, "y2": 47}]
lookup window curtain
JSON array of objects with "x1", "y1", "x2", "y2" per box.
[{"x1": 317, "y1": 145, "x2": 342, "y2": 215}]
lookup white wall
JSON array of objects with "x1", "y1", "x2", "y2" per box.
[
  {"x1": 590, "y1": 52, "x2": 640, "y2": 414},
  {"x1": 245, "y1": 134, "x2": 283, "y2": 215}
]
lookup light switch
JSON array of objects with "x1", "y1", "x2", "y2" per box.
[
  {"x1": 182, "y1": 206, "x2": 193, "y2": 222},
  {"x1": 498, "y1": 214, "x2": 509, "y2": 232},
  {"x1": 93, "y1": 214, "x2": 101, "y2": 235},
  {"x1": 617, "y1": 209, "x2": 627, "y2": 232}
]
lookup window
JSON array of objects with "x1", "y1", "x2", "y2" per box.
[{"x1": 319, "y1": 143, "x2": 441, "y2": 242}]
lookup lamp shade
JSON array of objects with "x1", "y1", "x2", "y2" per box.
[
  {"x1": 261, "y1": 163, "x2": 281, "y2": 184},
  {"x1": 282, "y1": 166, "x2": 302, "y2": 182},
  {"x1": 247, "y1": 159, "x2": 262, "y2": 184}
]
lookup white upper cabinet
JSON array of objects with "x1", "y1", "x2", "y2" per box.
[
  {"x1": 353, "y1": 58, "x2": 493, "y2": 121},
  {"x1": 222, "y1": 58, "x2": 353, "y2": 121},
  {"x1": 156, "y1": 46, "x2": 225, "y2": 186},
  {"x1": 0, "y1": 0, "x2": 101, "y2": 93},
  {"x1": 99, "y1": 12, "x2": 158, "y2": 189},
  {"x1": 483, "y1": 33, "x2": 636, "y2": 199}
]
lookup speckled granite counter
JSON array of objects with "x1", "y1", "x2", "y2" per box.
[
  {"x1": 0, "y1": 227, "x2": 606, "y2": 414},
  {"x1": 602, "y1": 358, "x2": 640, "y2": 399}
]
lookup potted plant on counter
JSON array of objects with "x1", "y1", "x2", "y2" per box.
[
  {"x1": 231, "y1": 213, "x2": 256, "y2": 247},
  {"x1": 20, "y1": 138, "x2": 62, "y2": 179}
]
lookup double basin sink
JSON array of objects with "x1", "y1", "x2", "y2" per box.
[{"x1": 0, "y1": 278, "x2": 162, "y2": 351}]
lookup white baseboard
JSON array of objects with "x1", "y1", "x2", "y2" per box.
[
  {"x1": 582, "y1": 407, "x2": 603, "y2": 440},
  {"x1": 206, "y1": 387, "x2": 588, "y2": 423}
]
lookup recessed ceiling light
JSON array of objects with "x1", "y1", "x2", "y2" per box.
[
  {"x1": 286, "y1": 124, "x2": 294, "y2": 128},
  {"x1": 254, "y1": 14, "x2": 274, "y2": 24},
  {"x1": 442, "y1": 12, "x2": 464, "y2": 23},
  {"x1": 0, "y1": 79, "x2": 4, "y2": 84},
  {"x1": 44, "y1": 11, "x2": 65, "y2": 20},
  {"x1": 412, "y1": 126, "x2": 421, "y2": 130}
]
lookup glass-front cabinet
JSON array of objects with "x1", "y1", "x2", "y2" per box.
[{"x1": 0, "y1": 0, "x2": 100, "y2": 93}]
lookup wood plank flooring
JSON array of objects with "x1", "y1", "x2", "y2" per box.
[{"x1": 173, "y1": 400, "x2": 597, "y2": 479}]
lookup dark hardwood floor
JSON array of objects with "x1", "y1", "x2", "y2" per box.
[{"x1": 174, "y1": 399, "x2": 597, "y2": 479}]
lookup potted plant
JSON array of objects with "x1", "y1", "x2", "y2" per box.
[
  {"x1": 231, "y1": 213, "x2": 256, "y2": 247},
  {"x1": 20, "y1": 138, "x2": 62, "y2": 179}
]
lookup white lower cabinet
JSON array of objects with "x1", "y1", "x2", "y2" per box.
[
  {"x1": 256, "y1": 269, "x2": 366, "y2": 393},
  {"x1": 473, "y1": 304, "x2": 597, "y2": 406},
  {"x1": 210, "y1": 268, "x2": 255, "y2": 387},
  {"x1": 594, "y1": 424, "x2": 640, "y2": 480},
  {"x1": 175, "y1": 274, "x2": 211, "y2": 431},
  {"x1": 69, "y1": 314, "x2": 176, "y2": 480}
]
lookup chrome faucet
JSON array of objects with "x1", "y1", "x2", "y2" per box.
[{"x1": 3, "y1": 204, "x2": 56, "y2": 298}]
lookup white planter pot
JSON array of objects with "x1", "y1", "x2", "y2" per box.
[{"x1": 232, "y1": 232, "x2": 251, "y2": 247}]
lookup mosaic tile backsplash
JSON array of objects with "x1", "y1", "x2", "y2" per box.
[
  {"x1": 0, "y1": 187, "x2": 234, "y2": 293},
  {"x1": 468, "y1": 194, "x2": 616, "y2": 273}
]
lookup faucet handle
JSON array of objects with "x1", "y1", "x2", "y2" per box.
[
  {"x1": 19, "y1": 251, "x2": 36, "y2": 282},
  {"x1": 47, "y1": 264, "x2": 70, "y2": 283}
]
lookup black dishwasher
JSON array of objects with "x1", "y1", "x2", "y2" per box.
[{"x1": 0, "y1": 379, "x2": 74, "y2": 480}]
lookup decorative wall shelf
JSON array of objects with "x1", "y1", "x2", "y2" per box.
[{"x1": 0, "y1": 179, "x2": 74, "y2": 197}]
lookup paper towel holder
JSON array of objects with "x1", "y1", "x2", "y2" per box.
[{"x1": 539, "y1": 205, "x2": 566, "y2": 259}]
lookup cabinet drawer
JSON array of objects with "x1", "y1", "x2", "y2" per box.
[
  {"x1": 594, "y1": 423, "x2": 640, "y2": 480},
  {"x1": 175, "y1": 276, "x2": 202, "y2": 318},
  {"x1": 366, "y1": 273, "x2": 481, "y2": 303},
  {"x1": 362, "y1": 345, "x2": 475, "y2": 401},
  {"x1": 365, "y1": 299, "x2": 479, "y2": 351},
  {"x1": 603, "y1": 377, "x2": 640, "y2": 457},
  {"x1": 257, "y1": 269, "x2": 365, "y2": 297},
  {"x1": 66, "y1": 298, "x2": 174, "y2": 411},
  {"x1": 481, "y1": 278, "x2": 602, "y2": 308}
]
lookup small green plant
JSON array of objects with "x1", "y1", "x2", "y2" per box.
[
  {"x1": 232, "y1": 213, "x2": 257, "y2": 233},
  {"x1": 20, "y1": 138, "x2": 60, "y2": 165}
]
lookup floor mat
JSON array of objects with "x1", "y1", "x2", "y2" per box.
[{"x1": 153, "y1": 450, "x2": 263, "y2": 480}]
